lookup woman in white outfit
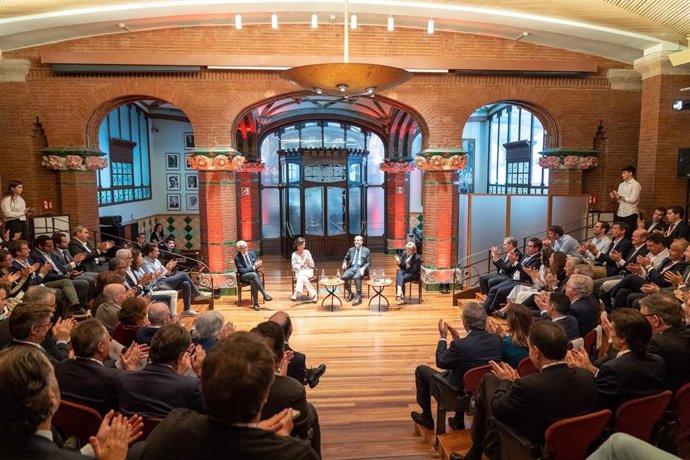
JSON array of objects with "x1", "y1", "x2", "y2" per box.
[
  {"x1": 1, "y1": 180, "x2": 32, "y2": 240},
  {"x1": 291, "y1": 237, "x2": 317, "y2": 302}
]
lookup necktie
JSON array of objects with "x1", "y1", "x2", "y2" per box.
[
  {"x1": 245, "y1": 254, "x2": 252, "y2": 269},
  {"x1": 668, "y1": 223, "x2": 677, "y2": 237},
  {"x1": 354, "y1": 249, "x2": 360, "y2": 268},
  {"x1": 62, "y1": 249, "x2": 72, "y2": 263}
]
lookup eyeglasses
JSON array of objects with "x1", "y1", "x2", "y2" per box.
[{"x1": 36, "y1": 322, "x2": 52, "y2": 329}]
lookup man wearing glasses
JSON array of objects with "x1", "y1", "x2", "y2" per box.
[{"x1": 7, "y1": 303, "x2": 70, "y2": 365}]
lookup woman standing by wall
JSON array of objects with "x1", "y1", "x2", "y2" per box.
[{"x1": 1, "y1": 181, "x2": 32, "y2": 240}]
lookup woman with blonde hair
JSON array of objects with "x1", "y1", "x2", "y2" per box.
[
  {"x1": 394, "y1": 242, "x2": 421, "y2": 305},
  {"x1": 291, "y1": 237, "x2": 317, "y2": 302}
]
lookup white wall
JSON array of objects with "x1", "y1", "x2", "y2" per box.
[{"x1": 462, "y1": 120, "x2": 489, "y2": 194}]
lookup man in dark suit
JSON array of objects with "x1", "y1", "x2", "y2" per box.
[
  {"x1": 595, "y1": 228, "x2": 649, "y2": 296},
  {"x1": 0, "y1": 346, "x2": 136, "y2": 459},
  {"x1": 115, "y1": 323, "x2": 204, "y2": 418},
  {"x1": 341, "y1": 235, "x2": 372, "y2": 306},
  {"x1": 68, "y1": 225, "x2": 114, "y2": 273},
  {"x1": 8, "y1": 303, "x2": 70, "y2": 366},
  {"x1": 611, "y1": 239, "x2": 689, "y2": 309},
  {"x1": 638, "y1": 207, "x2": 667, "y2": 234},
  {"x1": 484, "y1": 238, "x2": 542, "y2": 314},
  {"x1": 665, "y1": 206, "x2": 690, "y2": 242},
  {"x1": 564, "y1": 274, "x2": 599, "y2": 338},
  {"x1": 55, "y1": 318, "x2": 142, "y2": 415},
  {"x1": 478, "y1": 237, "x2": 522, "y2": 295},
  {"x1": 411, "y1": 302, "x2": 502, "y2": 431},
  {"x1": 140, "y1": 331, "x2": 319, "y2": 460},
  {"x1": 253, "y1": 321, "x2": 321, "y2": 457},
  {"x1": 270, "y1": 310, "x2": 327, "y2": 388},
  {"x1": 452, "y1": 321, "x2": 597, "y2": 460},
  {"x1": 589, "y1": 222, "x2": 633, "y2": 276},
  {"x1": 536, "y1": 292, "x2": 580, "y2": 340},
  {"x1": 640, "y1": 293, "x2": 690, "y2": 392},
  {"x1": 234, "y1": 240, "x2": 272, "y2": 311},
  {"x1": 21, "y1": 286, "x2": 76, "y2": 364},
  {"x1": 394, "y1": 242, "x2": 421, "y2": 305}
]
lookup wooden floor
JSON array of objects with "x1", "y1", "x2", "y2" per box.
[{"x1": 183, "y1": 254, "x2": 475, "y2": 460}]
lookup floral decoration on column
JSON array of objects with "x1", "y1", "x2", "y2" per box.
[
  {"x1": 379, "y1": 158, "x2": 416, "y2": 173},
  {"x1": 187, "y1": 148, "x2": 263, "y2": 172},
  {"x1": 538, "y1": 148, "x2": 599, "y2": 170},
  {"x1": 414, "y1": 148, "x2": 467, "y2": 171},
  {"x1": 41, "y1": 147, "x2": 108, "y2": 171}
]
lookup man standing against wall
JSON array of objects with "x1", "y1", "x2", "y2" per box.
[{"x1": 611, "y1": 166, "x2": 641, "y2": 239}]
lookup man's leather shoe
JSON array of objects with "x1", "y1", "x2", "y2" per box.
[
  {"x1": 493, "y1": 309, "x2": 507, "y2": 319},
  {"x1": 352, "y1": 295, "x2": 362, "y2": 306},
  {"x1": 449, "y1": 453, "x2": 464, "y2": 460},
  {"x1": 410, "y1": 411, "x2": 434, "y2": 430},
  {"x1": 253, "y1": 304, "x2": 260, "y2": 311},
  {"x1": 263, "y1": 294, "x2": 273, "y2": 302},
  {"x1": 306, "y1": 364, "x2": 327, "y2": 388},
  {"x1": 448, "y1": 416, "x2": 464, "y2": 431},
  {"x1": 345, "y1": 291, "x2": 353, "y2": 302}
]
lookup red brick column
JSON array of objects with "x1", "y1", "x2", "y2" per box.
[
  {"x1": 421, "y1": 170, "x2": 459, "y2": 285},
  {"x1": 198, "y1": 170, "x2": 238, "y2": 289},
  {"x1": 57, "y1": 170, "x2": 99, "y2": 236},
  {"x1": 236, "y1": 172, "x2": 261, "y2": 252},
  {"x1": 385, "y1": 172, "x2": 410, "y2": 252},
  {"x1": 548, "y1": 170, "x2": 584, "y2": 195}
]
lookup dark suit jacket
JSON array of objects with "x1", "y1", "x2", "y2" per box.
[
  {"x1": 0, "y1": 318, "x2": 11, "y2": 349},
  {"x1": 55, "y1": 358, "x2": 121, "y2": 415},
  {"x1": 342, "y1": 246, "x2": 372, "y2": 273},
  {"x1": 68, "y1": 239, "x2": 102, "y2": 272},
  {"x1": 646, "y1": 220, "x2": 667, "y2": 234},
  {"x1": 667, "y1": 221, "x2": 690, "y2": 241},
  {"x1": 514, "y1": 253, "x2": 542, "y2": 283},
  {"x1": 397, "y1": 252, "x2": 421, "y2": 279},
  {"x1": 261, "y1": 375, "x2": 312, "y2": 439},
  {"x1": 552, "y1": 315, "x2": 580, "y2": 340},
  {"x1": 1, "y1": 434, "x2": 90, "y2": 460},
  {"x1": 493, "y1": 250, "x2": 523, "y2": 277},
  {"x1": 595, "y1": 238, "x2": 633, "y2": 277},
  {"x1": 10, "y1": 340, "x2": 64, "y2": 366},
  {"x1": 620, "y1": 244, "x2": 650, "y2": 274},
  {"x1": 115, "y1": 362, "x2": 204, "y2": 417},
  {"x1": 436, "y1": 329, "x2": 503, "y2": 386},
  {"x1": 30, "y1": 250, "x2": 66, "y2": 282},
  {"x1": 647, "y1": 259, "x2": 689, "y2": 288},
  {"x1": 490, "y1": 363, "x2": 598, "y2": 444},
  {"x1": 234, "y1": 251, "x2": 259, "y2": 276},
  {"x1": 648, "y1": 326, "x2": 690, "y2": 392},
  {"x1": 136, "y1": 326, "x2": 162, "y2": 345},
  {"x1": 568, "y1": 296, "x2": 599, "y2": 338},
  {"x1": 51, "y1": 248, "x2": 77, "y2": 273},
  {"x1": 9, "y1": 259, "x2": 43, "y2": 292},
  {"x1": 596, "y1": 351, "x2": 666, "y2": 412},
  {"x1": 141, "y1": 409, "x2": 318, "y2": 460},
  {"x1": 286, "y1": 342, "x2": 308, "y2": 384}
]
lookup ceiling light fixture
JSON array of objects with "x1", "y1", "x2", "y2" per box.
[
  {"x1": 281, "y1": 0, "x2": 411, "y2": 97},
  {"x1": 234, "y1": 14, "x2": 242, "y2": 29},
  {"x1": 271, "y1": 13, "x2": 278, "y2": 29},
  {"x1": 387, "y1": 15, "x2": 394, "y2": 32},
  {"x1": 427, "y1": 18, "x2": 434, "y2": 34},
  {"x1": 311, "y1": 12, "x2": 318, "y2": 29},
  {"x1": 351, "y1": 14, "x2": 357, "y2": 29}
]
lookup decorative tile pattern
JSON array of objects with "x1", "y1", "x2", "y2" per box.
[
  {"x1": 136, "y1": 214, "x2": 200, "y2": 250},
  {"x1": 410, "y1": 213, "x2": 423, "y2": 239}
]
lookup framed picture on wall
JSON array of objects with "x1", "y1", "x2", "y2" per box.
[
  {"x1": 167, "y1": 194, "x2": 181, "y2": 211},
  {"x1": 459, "y1": 138, "x2": 475, "y2": 193},
  {"x1": 166, "y1": 173, "x2": 181, "y2": 191},
  {"x1": 186, "y1": 173, "x2": 198, "y2": 190},
  {"x1": 166, "y1": 152, "x2": 180, "y2": 170},
  {"x1": 184, "y1": 132, "x2": 195, "y2": 150},
  {"x1": 187, "y1": 193, "x2": 199, "y2": 211},
  {"x1": 184, "y1": 153, "x2": 193, "y2": 170}
]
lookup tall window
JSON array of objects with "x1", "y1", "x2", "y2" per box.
[
  {"x1": 487, "y1": 105, "x2": 548, "y2": 195},
  {"x1": 97, "y1": 104, "x2": 152, "y2": 205}
]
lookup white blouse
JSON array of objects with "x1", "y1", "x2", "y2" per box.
[
  {"x1": 1, "y1": 195, "x2": 26, "y2": 222},
  {"x1": 291, "y1": 250, "x2": 315, "y2": 273}
]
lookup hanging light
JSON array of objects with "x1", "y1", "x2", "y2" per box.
[
  {"x1": 234, "y1": 14, "x2": 242, "y2": 29},
  {"x1": 427, "y1": 18, "x2": 434, "y2": 34},
  {"x1": 350, "y1": 14, "x2": 357, "y2": 29},
  {"x1": 387, "y1": 15, "x2": 394, "y2": 32},
  {"x1": 271, "y1": 13, "x2": 278, "y2": 29},
  {"x1": 311, "y1": 12, "x2": 318, "y2": 29}
]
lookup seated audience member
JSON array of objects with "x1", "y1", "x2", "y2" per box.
[
  {"x1": 487, "y1": 238, "x2": 542, "y2": 316},
  {"x1": 136, "y1": 301, "x2": 173, "y2": 345},
  {"x1": 270, "y1": 310, "x2": 327, "y2": 389},
  {"x1": 0, "y1": 347, "x2": 136, "y2": 460},
  {"x1": 113, "y1": 296, "x2": 148, "y2": 348},
  {"x1": 535, "y1": 291, "x2": 580, "y2": 340},
  {"x1": 665, "y1": 206, "x2": 690, "y2": 242},
  {"x1": 8, "y1": 303, "x2": 70, "y2": 365},
  {"x1": 140, "y1": 332, "x2": 319, "y2": 460},
  {"x1": 96, "y1": 283, "x2": 129, "y2": 334},
  {"x1": 0, "y1": 248, "x2": 25, "y2": 302},
  {"x1": 55, "y1": 318, "x2": 143, "y2": 415},
  {"x1": 192, "y1": 310, "x2": 233, "y2": 353},
  {"x1": 511, "y1": 250, "x2": 565, "y2": 309},
  {"x1": 108, "y1": 257, "x2": 128, "y2": 278},
  {"x1": 588, "y1": 222, "x2": 633, "y2": 274},
  {"x1": 0, "y1": 282, "x2": 9, "y2": 318},
  {"x1": 68, "y1": 225, "x2": 114, "y2": 273},
  {"x1": 127, "y1": 248, "x2": 177, "y2": 314},
  {"x1": 21, "y1": 285, "x2": 76, "y2": 363},
  {"x1": 478, "y1": 237, "x2": 521, "y2": 295},
  {"x1": 588, "y1": 432, "x2": 680, "y2": 460},
  {"x1": 639, "y1": 293, "x2": 690, "y2": 392},
  {"x1": 8, "y1": 239, "x2": 83, "y2": 317},
  {"x1": 134, "y1": 232, "x2": 147, "y2": 251},
  {"x1": 412, "y1": 302, "x2": 502, "y2": 431},
  {"x1": 595, "y1": 228, "x2": 649, "y2": 295},
  {"x1": 542, "y1": 225, "x2": 580, "y2": 257},
  {"x1": 453, "y1": 321, "x2": 597, "y2": 460},
  {"x1": 394, "y1": 241, "x2": 421, "y2": 305},
  {"x1": 610, "y1": 238, "x2": 689, "y2": 309},
  {"x1": 486, "y1": 303, "x2": 532, "y2": 368},
  {"x1": 638, "y1": 206, "x2": 667, "y2": 234},
  {"x1": 116, "y1": 323, "x2": 204, "y2": 417},
  {"x1": 150, "y1": 223, "x2": 165, "y2": 246},
  {"x1": 290, "y1": 237, "x2": 318, "y2": 302},
  {"x1": 578, "y1": 221, "x2": 612, "y2": 261},
  {"x1": 235, "y1": 240, "x2": 273, "y2": 310},
  {"x1": 94, "y1": 270, "x2": 126, "y2": 305},
  {"x1": 141, "y1": 243, "x2": 210, "y2": 316},
  {"x1": 51, "y1": 231, "x2": 98, "y2": 282},
  {"x1": 565, "y1": 274, "x2": 599, "y2": 337},
  {"x1": 32, "y1": 234, "x2": 93, "y2": 310},
  {"x1": 253, "y1": 321, "x2": 321, "y2": 457},
  {"x1": 568, "y1": 308, "x2": 666, "y2": 412}
]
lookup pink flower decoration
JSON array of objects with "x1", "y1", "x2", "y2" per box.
[
  {"x1": 65, "y1": 155, "x2": 83, "y2": 169},
  {"x1": 546, "y1": 156, "x2": 561, "y2": 168},
  {"x1": 213, "y1": 155, "x2": 229, "y2": 168},
  {"x1": 563, "y1": 155, "x2": 581, "y2": 169},
  {"x1": 85, "y1": 156, "x2": 107, "y2": 170}
]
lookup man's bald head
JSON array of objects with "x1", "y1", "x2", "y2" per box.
[
  {"x1": 148, "y1": 302, "x2": 171, "y2": 326},
  {"x1": 269, "y1": 310, "x2": 292, "y2": 340},
  {"x1": 103, "y1": 283, "x2": 126, "y2": 304}
]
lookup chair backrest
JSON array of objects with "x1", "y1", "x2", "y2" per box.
[
  {"x1": 517, "y1": 358, "x2": 539, "y2": 377},
  {"x1": 615, "y1": 391, "x2": 673, "y2": 442},
  {"x1": 463, "y1": 364, "x2": 493, "y2": 395},
  {"x1": 674, "y1": 383, "x2": 690, "y2": 439},
  {"x1": 583, "y1": 329, "x2": 597, "y2": 356},
  {"x1": 545, "y1": 409, "x2": 611, "y2": 460},
  {"x1": 52, "y1": 400, "x2": 103, "y2": 446},
  {"x1": 141, "y1": 417, "x2": 164, "y2": 440}
]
